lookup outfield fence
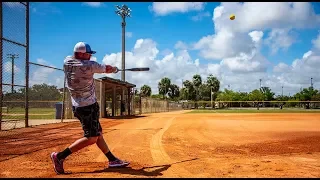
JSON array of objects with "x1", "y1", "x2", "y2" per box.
[
  {"x1": 182, "y1": 101, "x2": 320, "y2": 110},
  {"x1": 137, "y1": 97, "x2": 182, "y2": 114}
]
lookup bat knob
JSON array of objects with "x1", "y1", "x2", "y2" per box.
[{"x1": 113, "y1": 67, "x2": 119, "y2": 73}]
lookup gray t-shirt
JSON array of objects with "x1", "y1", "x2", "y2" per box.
[{"x1": 64, "y1": 56, "x2": 106, "y2": 107}]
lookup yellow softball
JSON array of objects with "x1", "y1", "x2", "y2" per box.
[{"x1": 230, "y1": 14, "x2": 235, "y2": 20}]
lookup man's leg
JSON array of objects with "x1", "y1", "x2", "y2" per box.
[
  {"x1": 50, "y1": 103, "x2": 100, "y2": 174},
  {"x1": 95, "y1": 133, "x2": 130, "y2": 167},
  {"x1": 50, "y1": 136, "x2": 98, "y2": 174},
  {"x1": 96, "y1": 134, "x2": 116, "y2": 161},
  {"x1": 93, "y1": 102, "x2": 129, "y2": 167},
  {"x1": 96, "y1": 134, "x2": 110, "y2": 154},
  {"x1": 69, "y1": 136, "x2": 98, "y2": 153}
]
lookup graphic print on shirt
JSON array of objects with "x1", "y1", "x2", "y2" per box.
[{"x1": 64, "y1": 56, "x2": 106, "y2": 107}]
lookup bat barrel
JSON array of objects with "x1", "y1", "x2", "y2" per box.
[{"x1": 121, "y1": 67, "x2": 150, "y2": 71}]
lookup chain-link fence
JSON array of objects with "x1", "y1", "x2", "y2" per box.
[
  {"x1": 1, "y1": 2, "x2": 28, "y2": 131},
  {"x1": 135, "y1": 97, "x2": 183, "y2": 114},
  {"x1": 0, "y1": 2, "x2": 183, "y2": 133},
  {"x1": 181, "y1": 101, "x2": 320, "y2": 110},
  {"x1": 28, "y1": 62, "x2": 68, "y2": 120}
]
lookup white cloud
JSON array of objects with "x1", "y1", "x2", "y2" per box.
[
  {"x1": 216, "y1": 30, "x2": 268, "y2": 74},
  {"x1": 273, "y1": 62, "x2": 290, "y2": 73},
  {"x1": 160, "y1": 49, "x2": 173, "y2": 56},
  {"x1": 312, "y1": 32, "x2": 320, "y2": 50},
  {"x1": 125, "y1": 32, "x2": 133, "y2": 38},
  {"x1": 4, "y1": 61, "x2": 20, "y2": 73},
  {"x1": 248, "y1": 31, "x2": 264, "y2": 43},
  {"x1": 195, "y1": 2, "x2": 320, "y2": 61},
  {"x1": 174, "y1": 41, "x2": 188, "y2": 50},
  {"x1": 93, "y1": 31, "x2": 320, "y2": 97},
  {"x1": 83, "y1": 2, "x2": 103, "y2": 7},
  {"x1": 95, "y1": 38, "x2": 271, "y2": 95},
  {"x1": 221, "y1": 51, "x2": 268, "y2": 73},
  {"x1": 101, "y1": 39, "x2": 206, "y2": 93},
  {"x1": 265, "y1": 28, "x2": 297, "y2": 54},
  {"x1": 191, "y1": 11, "x2": 211, "y2": 21},
  {"x1": 188, "y1": 2, "x2": 320, "y2": 95},
  {"x1": 193, "y1": 29, "x2": 253, "y2": 60},
  {"x1": 272, "y1": 33, "x2": 320, "y2": 93},
  {"x1": 302, "y1": 51, "x2": 312, "y2": 59},
  {"x1": 151, "y1": 2, "x2": 206, "y2": 16},
  {"x1": 29, "y1": 58, "x2": 57, "y2": 86},
  {"x1": 212, "y1": 2, "x2": 320, "y2": 34}
]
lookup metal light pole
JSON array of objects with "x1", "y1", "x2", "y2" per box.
[
  {"x1": 115, "y1": 4, "x2": 131, "y2": 82},
  {"x1": 116, "y1": 5, "x2": 131, "y2": 116},
  {"x1": 7, "y1": 54, "x2": 19, "y2": 93},
  {"x1": 311, "y1": 77, "x2": 313, "y2": 89},
  {"x1": 259, "y1": 79, "x2": 262, "y2": 89},
  {"x1": 210, "y1": 87, "x2": 213, "y2": 108},
  {"x1": 281, "y1": 86, "x2": 283, "y2": 97}
]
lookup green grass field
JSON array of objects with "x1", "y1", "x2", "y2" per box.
[
  {"x1": 187, "y1": 108, "x2": 320, "y2": 113},
  {"x1": 2, "y1": 108, "x2": 56, "y2": 120}
]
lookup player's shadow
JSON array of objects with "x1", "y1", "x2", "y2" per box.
[{"x1": 91, "y1": 157, "x2": 198, "y2": 177}]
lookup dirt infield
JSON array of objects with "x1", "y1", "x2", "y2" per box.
[{"x1": 0, "y1": 111, "x2": 320, "y2": 178}]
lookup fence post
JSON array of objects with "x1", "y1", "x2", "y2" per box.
[
  {"x1": 61, "y1": 74, "x2": 66, "y2": 122},
  {"x1": 25, "y1": 2, "x2": 29, "y2": 128},
  {"x1": 139, "y1": 95, "x2": 142, "y2": 114}
]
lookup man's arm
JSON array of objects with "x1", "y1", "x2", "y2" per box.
[{"x1": 90, "y1": 61, "x2": 118, "y2": 74}]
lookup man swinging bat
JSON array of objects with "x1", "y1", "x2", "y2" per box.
[{"x1": 50, "y1": 42, "x2": 129, "y2": 175}]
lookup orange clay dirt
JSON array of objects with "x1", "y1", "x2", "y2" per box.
[{"x1": 0, "y1": 110, "x2": 320, "y2": 178}]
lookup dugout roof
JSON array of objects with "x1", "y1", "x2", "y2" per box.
[{"x1": 97, "y1": 76, "x2": 136, "y2": 89}]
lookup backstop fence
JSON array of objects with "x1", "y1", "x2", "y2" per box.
[
  {"x1": 1, "y1": 2, "x2": 29, "y2": 131},
  {"x1": 0, "y1": 2, "x2": 183, "y2": 132}
]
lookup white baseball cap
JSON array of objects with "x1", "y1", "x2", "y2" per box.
[{"x1": 73, "y1": 42, "x2": 96, "y2": 54}]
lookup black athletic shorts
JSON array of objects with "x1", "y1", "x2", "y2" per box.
[{"x1": 72, "y1": 102, "x2": 102, "y2": 137}]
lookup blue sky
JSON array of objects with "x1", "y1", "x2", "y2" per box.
[
  {"x1": 28, "y1": 2, "x2": 220, "y2": 64},
  {"x1": 2, "y1": 2, "x2": 320, "y2": 95}
]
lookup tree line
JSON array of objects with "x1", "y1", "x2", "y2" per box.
[
  {"x1": 3, "y1": 83, "x2": 63, "y2": 101},
  {"x1": 137, "y1": 74, "x2": 320, "y2": 102},
  {"x1": 3, "y1": 76, "x2": 320, "y2": 103}
]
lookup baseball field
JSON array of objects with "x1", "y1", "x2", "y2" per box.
[{"x1": 0, "y1": 109, "x2": 320, "y2": 178}]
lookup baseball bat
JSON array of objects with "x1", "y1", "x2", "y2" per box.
[{"x1": 118, "y1": 67, "x2": 150, "y2": 71}]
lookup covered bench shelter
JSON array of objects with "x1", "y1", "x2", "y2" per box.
[
  {"x1": 96, "y1": 77, "x2": 136, "y2": 118},
  {"x1": 64, "y1": 77, "x2": 136, "y2": 119}
]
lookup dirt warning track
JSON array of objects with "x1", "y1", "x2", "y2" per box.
[{"x1": 0, "y1": 111, "x2": 320, "y2": 178}]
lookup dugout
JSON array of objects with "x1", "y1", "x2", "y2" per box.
[
  {"x1": 64, "y1": 77, "x2": 136, "y2": 119},
  {"x1": 96, "y1": 77, "x2": 136, "y2": 118}
]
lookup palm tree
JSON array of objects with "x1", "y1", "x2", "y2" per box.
[
  {"x1": 168, "y1": 84, "x2": 180, "y2": 100},
  {"x1": 158, "y1": 77, "x2": 171, "y2": 99},
  {"x1": 140, "y1": 85, "x2": 152, "y2": 97},
  {"x1": 192, "y1": 74, "x2": 202, "y2": 108}
]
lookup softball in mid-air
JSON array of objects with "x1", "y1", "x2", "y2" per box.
[{"x1": 230, "y1": 14, "x2": 235, "y2": 20}]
